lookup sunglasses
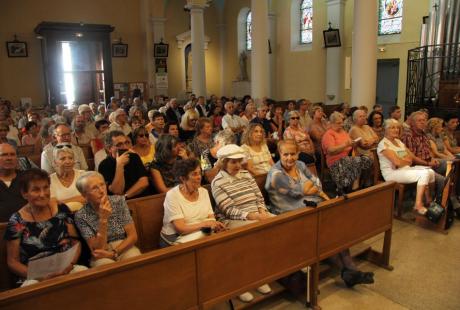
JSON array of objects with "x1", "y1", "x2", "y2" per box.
[
  {"x1": 290, "y1": 117, "x2": 300, "y2": 120},
  {"x1": 55, "y1": 144, "x2": 72, "y2": 149},
  {"x1": 137, "y1": 134, "x2": 149, "y2": 138}
]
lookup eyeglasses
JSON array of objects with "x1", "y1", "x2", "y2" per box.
[
  {"x1": 55, "y1": 144, "x2": 72, "y2": 149},
  {"x1": 114, "y1": 141, "x2": 131, "y2": 148},
  {"x1": 290, "y1": 117, "x2": 300, "y2": 120}
]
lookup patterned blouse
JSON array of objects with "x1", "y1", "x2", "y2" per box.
[
  {"x1": 283, "y1": 126, "x2": 314, "y2": 154},
  {"x1": 4, "y1": 204, "x2": 75, "y2": 265},
  {"x1": 401, "y1": 128, "x2": 432, "y2": 161},
  {"x1": 74, "y1": 195, "x2": 133, "y2": 243}
]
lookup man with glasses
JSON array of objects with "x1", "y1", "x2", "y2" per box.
[
  {"x1": 250, "y1": 105, "x2": 273, "y2": 136},
  {"x1": 0, "y1": 143, "x2": 27, "y2": 221},
  {"x1": 41, "y1": 123, "x2": 88, "y2": 173},
  {"x1": 98, "y1": 130, "x2": 149, "y2": 199}
]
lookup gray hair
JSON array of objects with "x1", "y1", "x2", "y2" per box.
[
  {"x1": 76, "y1": 171, "x2": 105, "y2": 194},
  {"x1": 213, "y1": 129, "x2": 236, "y2": 146},
  {"x1": 288, "y1": 110, "x2": 300, "y2": 118},
  {"x1": 52, "y1": 122, "x2": 70, "y2": 136},
  {"x1": 352, "y1": 109, "x2": 366, "y2": 122},
  {"x1": 52, "y1": 145, "x2": 74, "y2": 161},
  {"x1": 329, "y1": 111, "x2": 344, "y2": 123},
  {"x1": 383, "y1": 118, "x2": 401, "y2": 132}
]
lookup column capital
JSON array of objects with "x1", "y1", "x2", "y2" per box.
[
  {"x1": 185, "y1": 0, "x2": 209, "y2": 10},
  {"x1": 326, "y1": 0, "x2": 346, "y2": 6}
]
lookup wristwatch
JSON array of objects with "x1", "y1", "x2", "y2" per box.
[{"x1": 112, "y1": 249, "x2": 119, "y2": 260}]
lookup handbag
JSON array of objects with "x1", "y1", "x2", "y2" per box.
[{"x1": 425, "y1": 201, "x2": 445, "y2": 223}]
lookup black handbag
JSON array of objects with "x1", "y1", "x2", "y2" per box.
[{"x1": 425, "y1": 201, "x2": 445, "y2": 223}]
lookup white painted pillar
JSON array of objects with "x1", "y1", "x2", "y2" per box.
[
  {"x1": 351, "y1": 0, "x2": 378, "y2": 109},
  {"x1": 325, "y1": 0, "x2": 345, "y2": 105},
  {"x1": 141, "y1": 0, "x2": 154, "y2": 100},
  {"x1": 151, "y1": 17, "x2": 168, "y2": 96},
  {"x1": 268, "y1": 12, "x2": 276, "y2": 99},
  {"x1": 250, "y1": 0, "x2": 270, "y2": 101},
  {"x1": 188, "y1": 3, "x2": 207, "y2": 97}
]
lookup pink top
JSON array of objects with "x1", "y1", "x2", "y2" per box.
[
  {"x1": 283, "y1": 126, "x2": 313, "y2": 153},
  {"x1": 321, "y1": 129, "x2": 352, "y2": 167}
]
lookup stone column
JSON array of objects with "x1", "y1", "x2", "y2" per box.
[
  {"x1": 351, "y1": 0, "x2": 378, "y2": 109},
  {"x1": 187, "y1": 1, "x2": 208, "y2": 97},
  {"x1": 151, "y1": 17, "x2": 168, "y2": 96},
  {"x1": 326, "y1": 0, "x2": 345, "y2": 105},
  {"x1": 250, "y1": 0, "x2": 270, "y2": 101}
]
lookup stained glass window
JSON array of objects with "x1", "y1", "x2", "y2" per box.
[
  {"x1": 246, "y1": 11, "x2": 252, "y2": 51},
  {"x1": 300, "y1": 0, "x2": 313, "y2": 44},
  {"x1": 378, "y1": 0, "x2": 403, "y2": 35}
]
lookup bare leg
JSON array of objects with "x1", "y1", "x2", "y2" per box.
[{"x1": 415, "y1": 185, "x2": 428, "y2": 212}]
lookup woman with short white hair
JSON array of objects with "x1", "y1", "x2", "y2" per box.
[
  {"x1": 50, "y1": 145, "x2": 86, "y2": 211},
  {"x1": 75, "y1": 171, "x2": 141, "y2": 267},
  {"x1": 377, "y1": 119, "x2": 435, "y2": 214}
]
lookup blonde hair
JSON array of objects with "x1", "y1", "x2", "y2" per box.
[
  {"x1": 427, "y1": 117, "x2": 444, "y2": 134},
  {"x1": 180, "y1": 109, "x2": 199, "y2": 130}
]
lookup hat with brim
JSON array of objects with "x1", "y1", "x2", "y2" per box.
[{"x1": 217, "y1": 144, "x2": 246, "y2": 160}]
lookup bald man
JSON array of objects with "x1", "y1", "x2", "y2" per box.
[{"x1": 0, "y1": 143, "x2": 27, "y2": 221}]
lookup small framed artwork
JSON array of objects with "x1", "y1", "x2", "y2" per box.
[
  {"x1": 154, "y1": 43, "x2": 169, "y2": 58},
  {"x1": 323, "y1": 29, "x2": 341, "y2": 48},
  {"x1": 6, "y1": 41, "x2": 28, "y2": 57},
  {"x1": 112, "y1": 43, "x2": 128, "y2": 57}
]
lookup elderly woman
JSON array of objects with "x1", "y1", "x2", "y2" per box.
[
  {"x1": 427, "y1": 117, "x2": 455, "y2": 161},
  {"x1": 189, "y1": 118, "x2": 213, "y2": 158},
  {"x1": 5, "y1": 169, "x2": 87, "y2": 286},
  {"x1": 211, "y1": 144, "x2": 273, "y2": 302},
  {"x1": 75, "y1": 171, "x2": 141, "y2": 267},
  {"x1": 200, "y1": 129, "x2": 236, "y2": 183},
  {"x1": 160, "y1": 159, "x2": 225, "y2": 247},
  {"x1": 180, "y1": 109, "x2": 199, "y2": 142},
  {"x1": 150, "y1": 134, "x2": 188, "y2": 193},
  {"x1": 349, "y1": 109, "x2": 379, "y2": 157},
  {"x1": 131, "y1": 126, "x2": 155, "y2": 168},
  {"x1": 283, "y1": 111, "x2": 316, "y2": 165},
  {"x1": 377, "y1": 119, "x2": 435, "y2": 214},
  {"x1": 109, "y1": 108, "x2": 132, "y2": 135},
  {"x1": 367, "y1": 111, "x2": 385, "y2": 141},
  {"x1": 241, "y1": 123, "x2": 274, "y2": 176},
  {"x1": 266, "y1": 139, "x2": 374, "y2": 287},
  {"x1": 322, "y1": 112, "x2": 373, "y2": 195},
  {"x1": 50, "y1": 146, "x2": 86, "y2": 211}
]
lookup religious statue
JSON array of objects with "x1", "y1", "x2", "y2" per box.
[{"x1": 238, "y1": 51, "x2": 249, "y2": 81}]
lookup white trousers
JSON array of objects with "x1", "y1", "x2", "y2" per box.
[{"x1": 383, "y1": 166, "x2": 435, "y2": 186}]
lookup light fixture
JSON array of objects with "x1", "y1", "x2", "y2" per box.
[
  {"x1": 75, "y1": 32, "x2": 84, "y2": 38},
  {"x1": 378, "y1": 46, "x2": 386, "y2": 52}
]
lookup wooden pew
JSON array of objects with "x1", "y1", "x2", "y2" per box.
[{"x1": 79, "y1": 144, "x2": 94, "y2": 171}]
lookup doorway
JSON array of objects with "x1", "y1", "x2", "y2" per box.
[
  {"x1": 376, "y1": 59, "x2": 400, "y2": 117},
  {"x1": 35, "y1": 22, "x2": 114, "y2": 108}
]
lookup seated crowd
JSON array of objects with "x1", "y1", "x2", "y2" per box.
[{"x1": 0, "y1": 96, "x2": 459, "y2": 300}]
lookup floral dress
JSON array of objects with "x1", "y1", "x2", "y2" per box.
[{"x1": 4, "y1": 204, "x2": 75, "y2": 265}]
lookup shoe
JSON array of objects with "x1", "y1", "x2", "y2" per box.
[
  {"x1": 341, "y1": 269, "x2": 362, "y2": 288},
  {"x1": 238, "y1": 292, "x2": 254, "y2": 302},
  {"x1": 360, "y1": 272, "x2": 375, "y2": 284},
  {"x1": 257, "y1": 284, "x2": 272, "y2": 294}
]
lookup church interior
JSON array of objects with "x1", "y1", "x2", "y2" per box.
[{"x1": 1, "y1": 0, "x2": 460, "y2": 309}]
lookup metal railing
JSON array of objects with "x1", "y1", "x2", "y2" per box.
[{"x1": 405, "y1": 42, "x2": 460, "y2": 115}]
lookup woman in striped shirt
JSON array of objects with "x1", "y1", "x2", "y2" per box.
[{"x1": 211, "y1": 144, "x2": 273, "y2": 302}]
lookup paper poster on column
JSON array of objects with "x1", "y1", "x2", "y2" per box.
[{"x1": 155, "y1": 73, "x2": 168, "y2": 88}]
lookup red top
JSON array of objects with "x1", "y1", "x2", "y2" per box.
[{"x1": 321, "y1": 129, "x2": 352, "y2": 167}]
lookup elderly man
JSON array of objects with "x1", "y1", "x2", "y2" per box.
[
  {"x1": 98, "y1": 130, "x2": 149, "y2": 199},
  {"x1": 78, "y1": 104, "x2": 98, "y2": 137},
  {"x1": 222, "y1": 101, "x2": 245, "y2": 134},
  {"x1": 165, "y1": 98, "x2": 184, "y2": 123},
  {"x1": 71, "y1": 114, "x2": 92, "y2": 145},
  {"x1": 41, "y1": 123, "x2": 88, "y2": 173},
  {"x1": 109, "y1": 108, "x2": 132, "y2": 135},
  {"x1": 401, "y1": 111, "x2": 446, "y2": 198},
  {"x1": 250, "y1": 105, "x2": 273, "y2": 136},
  {"x1": 0, "y1": 143, "x2": 27, "y2": 221}
]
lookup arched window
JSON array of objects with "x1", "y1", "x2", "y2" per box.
[
  {"x1": 378, "y1": 0, "x2": 403, "y2": 35},
  {"x1": 300, "y1": 0, "x2": 313, "y2": 44},
  {"x1": 246, "y1": 11, "x2": 252, "y2": 51}
]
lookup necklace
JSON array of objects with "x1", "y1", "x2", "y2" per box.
[
  {"x1": 58, "y1": 171, "x2": 74, "y2": 187},
  {"x1": 28, "y1": 204, "x2": 53, "y2": 222}
]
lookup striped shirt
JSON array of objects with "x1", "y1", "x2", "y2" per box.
[{"x1": 211, "y1": 169, "x2": 267, "y2": 221}]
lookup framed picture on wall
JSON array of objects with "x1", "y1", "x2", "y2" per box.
[
  {"x1": 112, "y1": 43, "x2": 128, "y2": 57},
  {"x1": 6, "y1": 41, "x2": 28, "y2": 57},
  {"x1": 323, "y1": 28, "x2": 341, "y2": 48},
  {"x1": 154, "y1": 43, "x2": 169, "y2": 57}
]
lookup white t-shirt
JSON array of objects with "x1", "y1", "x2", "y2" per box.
[
  {"x1": 50, "y1": 169, "x2": 85, "y2": 201},
  {"x1": 161, "y1": 186, "x2": 214, "y2": 236},
  {"x1": 377, "y1": 137, "x2": 409, "y2": 178}
]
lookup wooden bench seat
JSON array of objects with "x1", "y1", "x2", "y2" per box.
[{"x1": 0, "y1": 180, "x2": 396, "y2": 310}]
